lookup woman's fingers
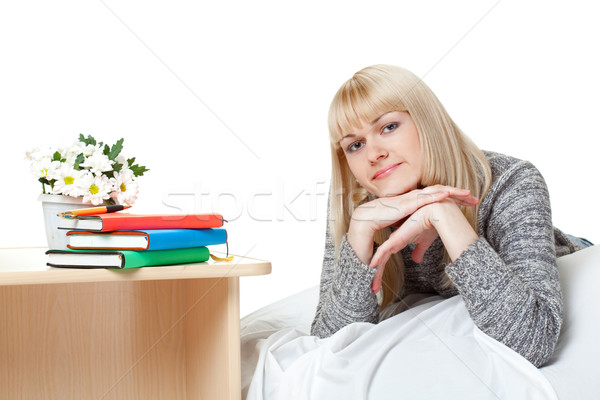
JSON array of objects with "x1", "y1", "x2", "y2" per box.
[
  {"x1": 370, "y1": 235, "x2": 410, "y2": 293},
  {"x1": 369, "y1": 205, "x2": 441, "y2": 292},
  {"x1": 371, "y1": 262, "x2": 386, "y2": 293},
  {"x1": 365, "y1": 188, "x2": 479, "y2": 294},
  {"x1": 369, "y1": 229, "x2": 408, "y2": 270},
  {"x1": 370, "y1": 239, "x2": 397, "y2": 293},
  {"x1": 422, "y1": 185, "x2": 469, "y2": 197},
  {"x1": 368, "y1": 190, "x2": 448, "y2": 225},
  {"x1": 410, "y1": 231, "x2": 439, "y2": 263},
  {"x1": 397, "y1": 186, "x2": 478, "y2": 212},
  {"x1": 453, "y1": 196, "x2": 480, "y2": 206},
  {"x1": 411, "y1": 190, "x2": 450, "y2": 209},
  {"x1": 351, "y1": 186, "x2": 479, "y2": 240},
  {"x1": 419, "y1": 186, "x2": 479, "y2": 208}
]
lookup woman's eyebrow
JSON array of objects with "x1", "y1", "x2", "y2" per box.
[
  {"x1": 371, "y1": 111, "x2": 394, "y2": 125},
  {"x1": 339, "y1": 112, "x2": 396, "y2": 142}
]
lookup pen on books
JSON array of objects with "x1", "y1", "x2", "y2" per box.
[{"x1": 58, "y1": 204, "x2": 131, "y2": 218}]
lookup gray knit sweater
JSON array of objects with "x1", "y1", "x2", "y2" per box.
[{"x1": 311, "y1": 151, "x2": 580, "y2": 367}]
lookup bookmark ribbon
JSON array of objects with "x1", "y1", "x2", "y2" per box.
[
  {"x1": 210, "y1": 253, "x2": 234, "y2": 262},
  {"x1": 209, "y1": 241, "x2": 234, "y2": 262}
]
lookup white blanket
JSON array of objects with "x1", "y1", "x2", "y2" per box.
[{"x1": 241, "y1": 245, "x2": 600, "y2": 399}]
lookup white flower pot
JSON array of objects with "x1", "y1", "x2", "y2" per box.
[{"x1": 38, "y1": 194, "x2": 91, "y2": 249}]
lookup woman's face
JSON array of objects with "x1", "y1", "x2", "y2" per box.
[{"x1": 338, "y1": 111, "x2": 423, "y2": 198}]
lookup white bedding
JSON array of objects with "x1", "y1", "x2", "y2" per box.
[{"x1": 241, "y1": 245, "x2": 600, "y2": 399}]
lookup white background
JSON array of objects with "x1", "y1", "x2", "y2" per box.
[{"x1": 1, "y1": 0, "x2": 598, "y2": 317}]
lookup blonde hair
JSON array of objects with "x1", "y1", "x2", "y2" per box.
[{"x1": 328, "y1": 65, "x2": 492, "y2": 309}]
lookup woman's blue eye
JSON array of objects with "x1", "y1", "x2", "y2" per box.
[
  {"x1": 383, "y1": 122, "x2": 398, "y2": 133},
  {"x1": 347, "y1": 141, "x2": 364, "y2": 153}
]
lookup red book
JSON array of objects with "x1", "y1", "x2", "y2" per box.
[{"x1": 58, "y1": 213, "x2": 224, "y2": 232}]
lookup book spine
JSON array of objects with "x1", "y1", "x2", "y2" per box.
[
  {"x1": 147, "y1": 229, "x2": 227, "y2": 250},
  {"x1": 101, "y1": 214, "x2": 223, "y2": 231},
  {"x1": 121, "y1": 247, "x2": 210, "y2": 268},
  {"x1": 66, "y1": 231, "x2": 150, "y2": 250}
]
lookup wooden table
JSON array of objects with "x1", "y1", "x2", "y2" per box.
[{"x1": 0, "y1": 247, "x2": 271, "y2": 399}]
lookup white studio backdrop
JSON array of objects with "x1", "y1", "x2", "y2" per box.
[{"x1": 1, "y1": 0, "x2": 598, "y2": 317}]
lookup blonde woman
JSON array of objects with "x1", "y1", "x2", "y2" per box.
[{"x1": 311, "y1": 64, "x2": 587, "y2": 367}]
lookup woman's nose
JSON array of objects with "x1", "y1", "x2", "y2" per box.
[{"x1": 368, "y1": 144, "x2": 388, "y2": 164}]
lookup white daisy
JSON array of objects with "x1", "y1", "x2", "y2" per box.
[
  {"x1": 79, "y1": 172, "x2": 112, "y2": 205},
  {"x1": 58, "y1": 142, "x2": 80, "y2": 165},
  {"x1": 30, "y1": 156, "x2": 61, "y2": 180},
  {"x1": 25, "y1": 146, "x2": 52, "y2": 162},
  {"x1": 110, "y1": 169, "x2": 139, "y2": 205},
  {"x1": 115, "y1": 154, "x2": 128, "y2": 166},
  {"x1": 80, "y1": 149, "x2": 114, "y2": 176},
  {"x1": 52, "y1": 164, "x2": 87, "y2": 197},
  {"x1": 81, "y1": 143, "x2": 100, "y2": 157}
]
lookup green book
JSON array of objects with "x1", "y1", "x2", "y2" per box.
[{"x1": 46, "y1": 247, "x2": 210, "y2": 269}]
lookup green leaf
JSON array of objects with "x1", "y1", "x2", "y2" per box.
[
  {"x1": 78, "y1": 134, "x2": 97, "y2": 146},
  {"x1": 73, "y1": 153, "x2": 85, "y2": 170},
  {"x1": 130, "y1": 164, "x2": 149, "y2": 177},
  {"x1": 52, "y1": 151, "x2": 62, "y2": 162},
  {"x1": 103, "y1": 144, "x2": 110, "y2": 156},
  {"x1": 108, "y1": 138, "x2": 124, "y2": 161},
  {"x1": 112, "y1": 162, "x2": 123, "y2": 173},
  {"x1": 127, "y1": 157, "x2": 136, "y2": 167}
]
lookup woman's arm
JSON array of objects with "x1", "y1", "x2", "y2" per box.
[
  {"x1": 444, "y1": 160, "x2": 562, "y2": 367},
  {"x1": 312, "y1": 187, "x2": 478, "y2": 338},
  {"x1": 348, "y1": 186, "x2": 478, "y2": 264},
  {"x1": 310, "y1": 220, "x2": 379, "y2": 338},
  {"x1": 368, "y1": 198, "x2": 480, "y2": 293},
  {"x1": 370, "y1": 159, "x2": 562, "y2": 366}
]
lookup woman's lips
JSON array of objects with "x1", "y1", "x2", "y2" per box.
[{"x1": 373, "y1": 163, "x2": 402, "y2": 180}]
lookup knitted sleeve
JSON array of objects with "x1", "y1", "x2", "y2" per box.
[
  {"x1": 445, "y1": 159, "x2": 562, "y2": 367},
  {"x1": 310, "y1": 219, "x2": 379, "y2": 338}
]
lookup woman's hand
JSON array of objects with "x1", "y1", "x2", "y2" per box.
[
  {"x1": 369, "y1": 198, "x2": 479, "y2": 293},
  {"x1": 346, "y1": 185, "x2": 478, "y2": 265}
]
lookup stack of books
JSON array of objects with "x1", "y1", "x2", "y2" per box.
[{"x1": 46, "y1": 210, "x2": 228, "y2": 269}]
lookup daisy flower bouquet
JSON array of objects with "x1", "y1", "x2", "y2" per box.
[{"x1": 26, "y1": 134, "x2": 149, "y2": 206}]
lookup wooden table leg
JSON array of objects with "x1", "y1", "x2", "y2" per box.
[
  {"x1": 0, "y1": 277, "x2": 241, "y2": 400},
  {"x1": 185, "y1": 277, "x2": 241, "y2": 399}
]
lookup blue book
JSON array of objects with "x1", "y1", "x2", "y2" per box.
[{"x1": 66, "y1": 228, "x2": 227, "y2": 251}]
